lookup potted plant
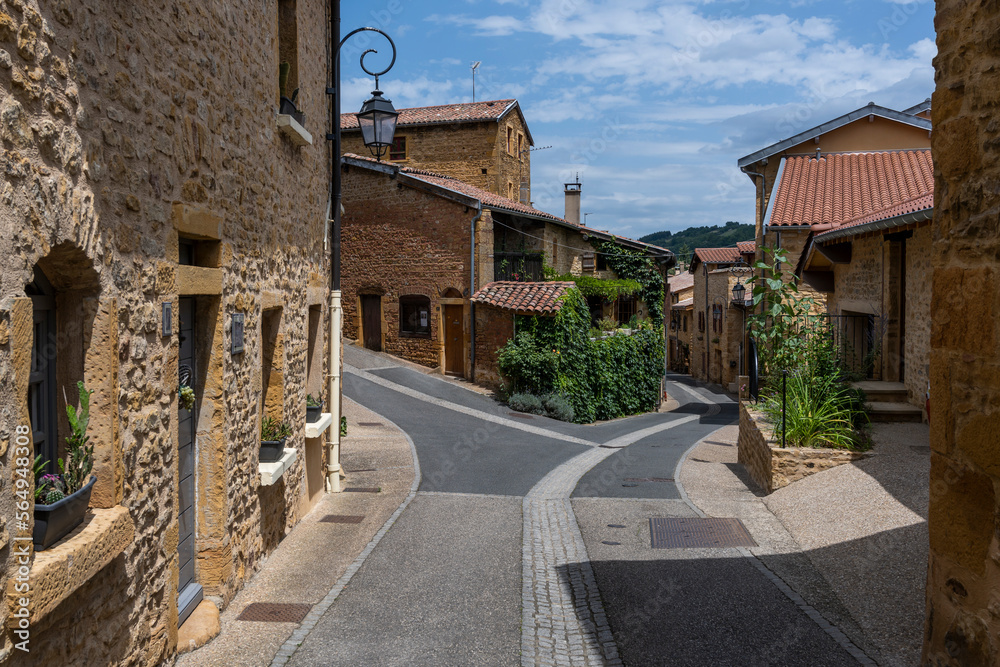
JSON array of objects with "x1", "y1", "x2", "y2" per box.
[
  {"x1": 278, "y1": 62, "x2": 304, "y2": 125},
  {"x1": 260, "y1": 416, "x2": 291, "y2": 463},
  {"x1": 33, "y1": 381, "x2": 97, "y2": 551},
  {"x1": 306, "y1": 394, "x2": 323, "y2": 424}
]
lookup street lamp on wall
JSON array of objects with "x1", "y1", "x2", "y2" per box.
[{"x1": 731, "y1": 281, "x2": 746, "y2": 304}]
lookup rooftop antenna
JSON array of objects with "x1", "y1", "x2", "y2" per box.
[{"x1": 471, "y1": 61, "x2": 481, "y2": 102}]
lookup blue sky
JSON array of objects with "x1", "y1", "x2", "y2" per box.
[{"x1": 339, "y1": 0, "x2": 935, "y2": 241}]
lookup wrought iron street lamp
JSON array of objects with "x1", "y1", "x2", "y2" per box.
[
  {"x1": 731, "y1": 280, "x2": 746, "y2": 304},
  {"x1": 729, "y1": 260, "x2": 752, "y2": 378},
  {"x1": 326, "y1": 5, "x2": 398, "y2": 493}
]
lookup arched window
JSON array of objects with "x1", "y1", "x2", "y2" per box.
[{"x1": 399, "y1": 295, "x2": 431, "y2": 338}]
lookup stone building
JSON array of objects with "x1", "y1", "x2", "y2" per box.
[
  {"x1": 924, "y1": 1, "x2": 1000, "y2": 663},
  {"x1": 795, "y1": 151, "x2": 933, "y2": 414},
  {"x1": 688, "y1": 245, "x2": 754, "y2": 388},
  {"x1": 339, "y1": 154, "x2": 672, "y2": 388},
  {"x1": 341, "y1": 99, "x2": 534, "y2": 203},
  {"x1": 667, "y1": 272, "x2": 694, "y2": 373},
  {"x1": 737, "y1": 102, "x2": 932, "y2": 294},
  {"x1": 0, "y1": 1, "x2": 334, "y2": 663}
]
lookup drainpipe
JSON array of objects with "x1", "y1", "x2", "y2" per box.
[
  {"x1": 742, "y1": 167, "x2": 767, "y2": 318},
  {"x1": 326, "y1": 0, "x2": 342, "y2": 494},
  {"x1": 469, "y1": 203, "x2": 483, "y2": 382}
]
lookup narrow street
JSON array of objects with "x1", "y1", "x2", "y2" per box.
[{"x1": 279, "y1": 346, "x2": 863, "y2": 666}]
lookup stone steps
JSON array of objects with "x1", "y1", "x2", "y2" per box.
[
  {"x1": 865, "y1": 401, "x2": 924, "y2": 423},
  {"x1": 852, "y1": 381, "x2": 909, "y2": 403}
]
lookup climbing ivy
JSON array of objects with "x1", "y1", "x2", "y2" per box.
[
  {"x1": 497, "y1": 287, "x2": 663, "y2": 423},
  {"x1": 591, "y1": 240, "x2": 666, "y2": 325},
  {"x1": 543, "y1": 270, "x2": 642, "y2": 303}
]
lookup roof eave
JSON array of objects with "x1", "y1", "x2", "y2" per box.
[
  {"x1": 737, "y1": 104, "x2": 933, "y2": 169},
  {"x1": 815, "y1": 207, "x2": 934, "y2": 244}
]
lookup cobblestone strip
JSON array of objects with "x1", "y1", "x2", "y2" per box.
[{"x1": 523, "y1": 447, "x2": 620, "y2": 667}]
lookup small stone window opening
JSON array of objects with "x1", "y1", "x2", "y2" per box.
[
  {"x1": 507, "y1": 126, "x2": 513, "y2": 154},
  {"x1": 698, "y1": 311, "x2": 705, "y2": 332},
  {"x1": 389, "y1": 136, "x2": 407, "y2": 161},
  {"x1": 178, "y1": 237, "x2": 221, "y2": 267},
  {"x1": 277, "y1": 0, "x2": 299, "y2": 106},
  {"x1": 517, "y1": 133, "x2": 524, "y2": 160},
  {"x1": 399, "y1": 295, "x2": 431, "y2": 338},
  {"x1": 261, "y1": 308, "x2": 285, "y2": 422},
  {"x1": 596, "y1": 253, "x2": 608, "y2": 271}
]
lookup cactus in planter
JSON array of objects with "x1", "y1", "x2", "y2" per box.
[
  {"x1": 261, "y1": 416, "x2": 292, "y2": 442},
  {"x1": 45, "y1": 488, "x2": 65, "y2": 504}
]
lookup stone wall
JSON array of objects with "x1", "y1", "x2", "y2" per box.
[
  {"x1": 340, "y1": 166, "x2": 478, "y2": 373},
  {"x1": 924, "y1": 1, "x2": 1000, "y2": 663},
  {"x1": 904, "y1": 225, "x2": 931, "y2": 408},
  {"x1": 0, "y1": 0, "x2": 331, "y2": 663},
  {"x1": 473, "y1": 304, "x2": 514, "y2": 390},
  {"x1": 738, "y1": 402, "x2": 867, "y2": 494}
]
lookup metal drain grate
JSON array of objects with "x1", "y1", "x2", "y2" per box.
[
  {"x1": 319, "y1": 515, "x2": 365, "y2": 524},
  {"x1": 237, "y1": 602, "x2": 312, "y2": 623},
  {"x1": 649, "y1": 518, "x2": 758, "y2": 549},
  {"x1": 624, "y1": 477, "x2": 674, "y2": 483},
  {"x1": 358, "y1": 422, "x2": 383, "y2": 427},
  {"x1": 343, "y1": 487, "x2": 381, "y2": 493}
]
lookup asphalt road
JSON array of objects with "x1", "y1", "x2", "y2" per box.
[{"x1": 287, "y1": 348, "x2": 861, "y2": 666}]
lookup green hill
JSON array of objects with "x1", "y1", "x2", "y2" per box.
[{"x1": 639, "y1": 221, "x2": 754, "y2": 252}]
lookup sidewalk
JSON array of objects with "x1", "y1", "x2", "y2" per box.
[
  {"x1": 679, "y1": 421, "x2": 929, "y2": 666},
  {"x1": 177, "y1": 397, "x2": 416, "y2": 667}
]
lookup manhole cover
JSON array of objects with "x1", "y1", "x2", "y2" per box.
[
  {"x1": 237, "y1": 602, "x2": 312, "y2": 623},
  {"x1": 624, "y1": 477, "x2": 674, "y2": 483},
  {"x1": 344, "y1": 487, "x2": 381, "y2": 493},
  {"x1": 649, "y1": 518, "x2": 758, "y2": 549},
  {"x1": 320, "y1": 515, "x2": 365, "y2": 524},
  {"x1": 359, "y1": 422, "x2": 383, "y2": 427}
]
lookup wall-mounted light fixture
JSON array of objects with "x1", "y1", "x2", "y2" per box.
[
  {"x1": 162, "y1": 302, "x2": 172, "y2": 337},
  {"x1": 231, "y1": 313, "x2": 245, "y2": 355}
]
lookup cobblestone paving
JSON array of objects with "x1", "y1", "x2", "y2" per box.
[{"x1": 523, "y1": 448, "x2": 621, "y2": 667}]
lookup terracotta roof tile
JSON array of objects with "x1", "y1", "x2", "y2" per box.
[
  {"x1": 736, "y1": 240, "x2": 756, "y2": 254},
  {"x1": 667, "y1": 273, "x2": 695, "y2": 292},
  {"x1": 342, "y1": 99, "x2": 517, "y2": 130},
  {"x1": 470, "y1": 281, "x2": 576, "y2": 316},
  {"x1": 768, "y1": 150, "x2": 933, "y2": 228},
  {"x1": 674, "y1": 297, "x2": 694, "y2": 309},
  {"x1": 694, "y1": 247, "x2": 743, "y2": 264},
  {"x1": 815, "y1": 193, "x2": 934, "y2": 240}
]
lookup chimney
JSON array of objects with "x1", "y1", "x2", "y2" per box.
[{"x1": 564, "y1": 174, "x2": 581, "y2": 225}]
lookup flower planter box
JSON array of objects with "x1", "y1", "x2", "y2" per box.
[
  {"x1": 260, "y1": 437, "x2": 287, "y2": 463},
  {"x1": 306, "y1": 403, "x2": 323, "y2": 424},
  {"x1": 33, "y1": 475, "x2": 97, "y2": 551}
]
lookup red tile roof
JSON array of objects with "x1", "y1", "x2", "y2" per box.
[
  {"x1": 667, "y1": 273, "x2": 695, "y2": 292},
  {"x1": 768, "y1": 150, "x2": 933, "y2": 228},
  {"x1": 815, "y1": 193, "x2": 934, "y2": 240},
  {"x1": 736, "y1": 240, "x2": 756, "y2": 254},
  {"x1": 342, "y1": 99, "x2": 518, "y2": 130},
  {"x1": 694, "y1": 247, "x2": 743, "y2": 265},
  {"x1": 471, "y1": 281, "x2": 576, "y2": 316}
]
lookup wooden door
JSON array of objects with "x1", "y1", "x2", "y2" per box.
[
  {"x1": 361, "y1": 295, "x2": 381, "y2": 351},
  {"x1": 444, "y1": 305, "x2": 464, "y2": 376}
]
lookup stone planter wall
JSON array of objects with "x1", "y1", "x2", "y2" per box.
[{"x1": 737, "y1": 401, "x2": 868, "y2": 494}]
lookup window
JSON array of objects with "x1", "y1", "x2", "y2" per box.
[
  {"x1": 698, "y1": 312, "x2": 705, "y2": 332},
  {"x1": 596, "y1": 253, "x2": 608, "y2": 271},
  {"x1": 389, "y1": 136, "x2": 407, "y2": 161},
  {"x1": 617, "y1": 296, "x2": 637, "y2": 325},
  {"x1": 582, "y1": 252, "x2": 596, "y2": 273},
  {"x1": 277, "y1": 0, "x2": 299, "y2": 103},
  {"x1": 399, "y1": 295, "x2": 431, "y2": 338},
  {"x1": 518, "y1": 133, "x2": 524, "y2": 160},
  {"x1": 507, "y1": 126, "x2": 513, "y2": 154},
  {"x1": 508, "y1": 182, "x2": 514, "y2": 200}
]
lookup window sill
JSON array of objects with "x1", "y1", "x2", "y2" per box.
[
  {"x1": 24, "y1": 506, "x2": 134, "y2": 623},
  {"x1": 259, "y1": 448, "x2": 298, "y2": 486},
  {"x1": 277, "y1": 114, "x2": 312, "y2": 146},
  {"x1": 305, "y1": 413, "x2": 333, "y2": 439}
]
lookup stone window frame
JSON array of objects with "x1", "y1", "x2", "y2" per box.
[
  {"x1": 507, "y1": 126, "x2": 514, "y2": 155},
  {"x1": 399, "y1": 295, "x2": 432, "y2": 339}
]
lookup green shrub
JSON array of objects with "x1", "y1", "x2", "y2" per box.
[
  {"x1": 498, "y1": 288, "x2": 663, "y2": 423},
  {"x1": 597, "y1": 317, "x2": 618, "y2": 332},
  {"x1": 508, "y1": 393, "x2": 544, "y2": 415},
  {"x1": 763, "y1": 372, "x2": 870, "y2": 450},
  {"x1": 542, "y1": 393, "x2": 575, "y2": 422}
]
